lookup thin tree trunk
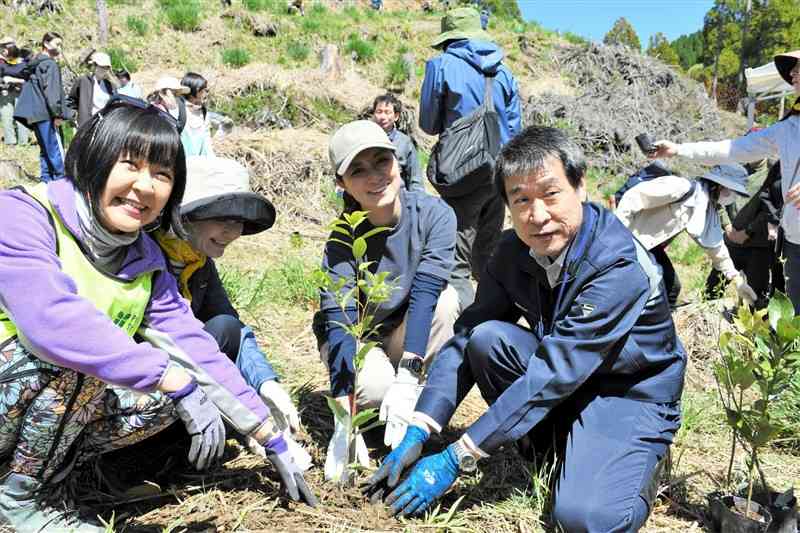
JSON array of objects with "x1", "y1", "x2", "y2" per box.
[{"x1": 96, "y1": 0, "x2": 109, "y2": 47}]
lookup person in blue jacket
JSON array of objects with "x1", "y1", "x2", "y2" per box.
[
  {"x1": 367, "y1": 126, "x2": 687, "y2": 532},
  {"x1": 419, "y1": 7, "x2": 522, "y2": 311}
]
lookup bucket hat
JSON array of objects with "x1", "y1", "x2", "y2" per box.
[
  {"x1": 329, "y1": 120, "x2": 396, "y2": 176},
  {"x1": 774, "y1": 50, "x2": 800, "y2": 86},
  {"x1": 175, "y1": 156, "x2": 276, "y2": 237},
  {"x1": 431, "y1": 7, "x2": 492, "y2": 49},
  {"x1": 702, "y1": 164, "x2": 750, "y2": 197}
]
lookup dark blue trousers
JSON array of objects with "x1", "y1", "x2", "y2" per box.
[
  {"x1": 203, "y1": 314, "x2": 277, "y2": 390},
  {"x1": 31, "y1": 120, "x2": 64, "y2": 182},
  {"x1": 464, "y1": 321, "x2": 681, "y2": 533}
]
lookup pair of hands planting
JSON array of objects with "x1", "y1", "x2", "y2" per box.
[
  {"x1": 170, "y1": 379, "x2": 317, "y2": 507},
  {"x1": 362, "y1": 425, "x2": 466, "y2": 517}
]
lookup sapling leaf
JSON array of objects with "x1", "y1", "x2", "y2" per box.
[
  {"x1": 354, "y1": 342, "x2": 378, "y2": 370},
  {"x1": 768, "y1": 291, "x2": 795, "y2": 331},
  {"x1": 358, "y1": 260, "x2": 375, "y2": 271},
  {"x1": 360, "y1": 226, "x2": 391, "y2": 240},
  {"x1": 352, "y1": 408, "x2": 378, "y2": 429},
  {"x1": 330, "y1": 225, "x2": 351, "y2": 237},
  {"x1": 353, "y1": 237, "x2": 368, "y2": 260},
  {"x1": 326, "y1": 395, "x2": 350, "y2": 424},
  {"x1": 776, "y1": 317, "x2": 799, "y2": 345},
  {"x1": 329, "y1": 237, "x2": 354, "y2": 250}
]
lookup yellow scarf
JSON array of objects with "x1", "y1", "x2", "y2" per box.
[{"x1": 154, "y1": 230, "x2": 207, "y2": 301}]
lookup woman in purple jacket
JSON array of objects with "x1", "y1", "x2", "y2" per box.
[{"x1": 0, "y1": 98, "x2": 315, "y2": 531}]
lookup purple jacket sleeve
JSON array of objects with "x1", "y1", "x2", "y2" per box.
[
  {"x1": 0, "y1": 190, "x2": 169, "y2": 390},
  {"x1": 140, "y1": 268, "x2": 269, "y2": 435}
]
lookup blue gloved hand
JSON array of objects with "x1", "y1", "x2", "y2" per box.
[
  {"x1": 368, "y1": 425, "x2": 429, "y2": 489},
  {"x1": 385, "y1": 445, "x2": 459, "y2": 516}
]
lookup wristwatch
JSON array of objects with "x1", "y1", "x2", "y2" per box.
[
  {"x1": 399, "y1": 356, "x2": 424, "y2": 379},
  {"x1": 451, "y1": 441, "x2": 478, "y2": 473}
]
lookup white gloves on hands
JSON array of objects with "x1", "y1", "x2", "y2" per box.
[
  {"x1": 734, "y1": 272, "x2": 757, "y2": 306},
  {"x1": 260, "y1": 380, "x2": 301, "y2": 434},
  {"x1": 379, "y1": 367, "x2": 422, "y2": 450},
  {"x1": 324, "y1": 415, "x2": 369, "y2": 481},
  {"x1": 246, "y1": 430, "x2": 312, "y2": 472}
]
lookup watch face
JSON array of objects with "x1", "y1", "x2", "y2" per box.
[
  {"x1": 460, "y1": 454, "x2": 477, "y2": 473},
  {"x1": 403, "y1": 357, "x2": 424, "y2": 375}
]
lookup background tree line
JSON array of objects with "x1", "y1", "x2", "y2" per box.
[{"x1": 602, "y1": 1, "x2": 800, "y2": 113}]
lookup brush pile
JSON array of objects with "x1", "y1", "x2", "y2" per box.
[{"x1": 525, "y1": 43, "x2": 723, "y2": 175}]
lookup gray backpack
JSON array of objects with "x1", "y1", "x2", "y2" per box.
[{"x1": 427, "y1": 75, "x2": 502, "y2": 198}]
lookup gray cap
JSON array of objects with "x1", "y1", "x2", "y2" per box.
[
  {"x1": 173, "y1": 156, "x2": 276, "y2": 237},
  {"x1": 329, "y1": 120, "x2": 396, "y2": 176},
  {"x1": 703, "y1": 164, "x2": 750, "y2": 197}
]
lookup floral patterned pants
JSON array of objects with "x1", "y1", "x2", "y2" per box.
[{"x1": 0, "y1": 338, "x2": 177, "y2": 483}]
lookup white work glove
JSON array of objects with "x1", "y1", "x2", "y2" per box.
[
  {"x1": 246, "y1": 429, "x2": 312, "y2": 472},
  {"x1": 324, "y1": 415, "x2": 369, "y2": 482},
  {"x1": 379, "y1": 366, "x2": 422, "y2": 450},
  {"x1": 733, "y1": 272, "x2": 757, "y2": 306},
  {"x1": 260, "y1": 380, "x2": 301, "y2": 434}
]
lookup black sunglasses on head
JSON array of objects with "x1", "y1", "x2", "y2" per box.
[{"x1": 98, "y1": 94, "x2": 179, "y2": 129}]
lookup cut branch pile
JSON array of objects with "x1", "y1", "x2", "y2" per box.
[
  {"x1": 525, "y1": 43, "x2": 723, "y2": 175},
  {"x1": 214, "y1": 130, "x2": 336, "y2": 226}
]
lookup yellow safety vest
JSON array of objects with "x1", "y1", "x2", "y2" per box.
[{"x1": 0, "y1": 184, "x2": 153, "y2": 344}]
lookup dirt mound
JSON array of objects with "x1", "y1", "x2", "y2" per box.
[{"x1": 525, "y1": 43, "x2": 723, "y2": 176}]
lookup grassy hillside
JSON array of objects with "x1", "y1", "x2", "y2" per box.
[{"x1": 0, "y1": 1, "x2": 797, "y2": 532}]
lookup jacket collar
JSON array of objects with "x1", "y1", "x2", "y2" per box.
[
  {"x1": 518, "y1": 203, "x2": 599, "y2": 286},
  {"x1": 46, "y1": 179, "x2": 166, "y2": 279}
]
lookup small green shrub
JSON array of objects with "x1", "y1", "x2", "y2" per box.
[
  {"x1": 345, "y1": 33, "x2": 375, "y2": 63},
  {"x1": 309, "y1": 2, "x2": 326, "y2": 16},
  {"x1": 160, "y1": 0, "x2": 202, "y2": 32},
  {"x1": 386, "y1": 55, "x2": 410, "y2": 86},
  {"x1": 242, "y1": 0, "x2": 275, "y2": 11},
  {"x1": 220, "y1": 257, "x2": 318, "y2": 309},
  {"x1": 286, "y1": 41, "x2": 310, "y2": 62},
  {"x1": 343, "y1": 5, "x2": 361, "y2": 20},
  {"x1": 107, "y1": 47, "x2": 140, "y2": 73},
  {"x1": 563, "y1": 31, "x2": 588, "y2": 45},
  {"x1": 221, "y1": 47, "x2": 251, "y2": 68},
  {"x1": 301, "y1": 17, "x2": 321, "y2": 33},
  {"x1": 126, "y1": 15, "x2": 148, "y2": 37}
]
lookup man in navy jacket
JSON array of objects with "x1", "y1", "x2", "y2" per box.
[{"x1": 368, "y1": 127, "x2": 686, "y2": 532}]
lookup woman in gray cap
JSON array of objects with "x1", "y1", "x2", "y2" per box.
[
  {"x1": 155, "y1": 156, "x2": 311, "y2": 470},
  {"x1": 315, "y1": 120, "x2": 458, "y2": 482},
  {"x1": 616, "y1": 163, "x2": 758, "y2": 308},
  {"x1": 653, "y1": 49, "x2": 800, "y2": 311}
]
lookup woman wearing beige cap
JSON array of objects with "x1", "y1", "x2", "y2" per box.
[
  {"x1": 148, "y1": 76, "x2": 190, "y2": 132},
  {"x1": 66, "y1": 51, "x2": 117, "y2": 127},
  {"x1": 314, "y1": 120, "x2": 459, "y2": 481},
  {"x1": 652, "y1": 49, "x2": 800, "y2": 311}
]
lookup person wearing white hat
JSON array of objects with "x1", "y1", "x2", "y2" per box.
[
  {"x1": 148, "y1": 76, "x2": 190, "y2": 132},
  {"x1": 314, "y1": 120, "x2": 459, "y2": 481},
  {"x1": 153, "y1": 156, "x2": 313, "y2": 474},
  {"x1": 66, "y1": 50, "x2": 118, "y2": 127},
  {"x1": 616, "y1": 163, "x2": 758, "y2": 307},
  {"x1": 652, "y1": 49, "x2": 800, "y2": 311}
]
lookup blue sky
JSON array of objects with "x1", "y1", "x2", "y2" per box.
[{"x1": 518, "y1": 0, "x2": 715, "y2": 48}]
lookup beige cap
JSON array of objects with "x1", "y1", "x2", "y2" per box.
[
  {"x1": 91, "y1": 51, "x2": 111, "y2": 67},
  {"x1": 0, "y1": 37, "x2": 15, "y2": 46},
  {"x1": 328, "y1": 120, "x2": 396, "y2": 176},
  {"x1": 153, "y1": 76, "x2": 189, "y2": 95},
  {"x1": 774, "y1": 50, "x2": 800, "y2": 85}
]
